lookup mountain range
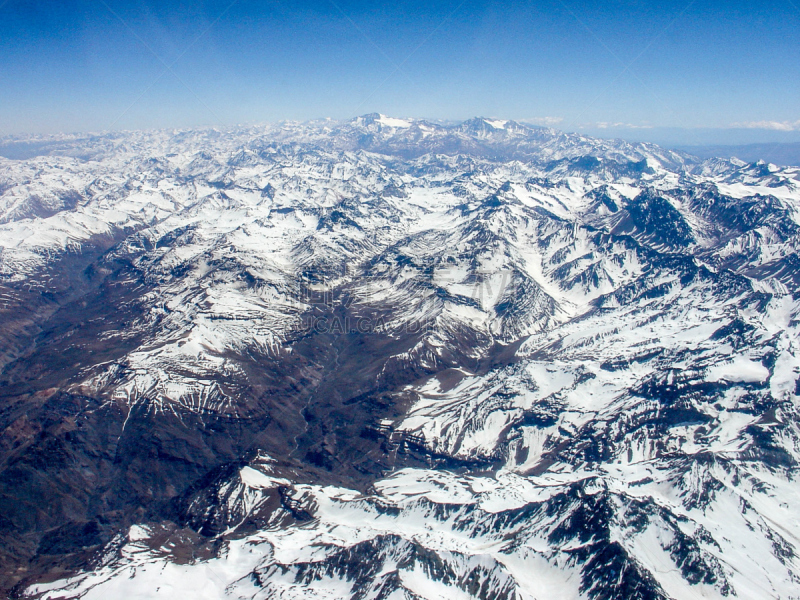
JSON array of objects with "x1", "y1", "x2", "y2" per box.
[{"x1": 1, "y1": 114, "x2": 800, "y2": 599}]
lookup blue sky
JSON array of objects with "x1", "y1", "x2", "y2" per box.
[{"x1": 1, "y1": 0, "x2": 798, "y2": 144}]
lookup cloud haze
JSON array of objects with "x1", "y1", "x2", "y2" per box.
[{"x1": 732, "y1": 120, "x2": 800, "y2": 132}]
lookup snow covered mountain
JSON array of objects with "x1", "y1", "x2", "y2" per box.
[{"x1": 2, "y1": 115, "x2": 800, "y2": 599}]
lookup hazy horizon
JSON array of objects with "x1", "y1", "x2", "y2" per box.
[{"x1": 2, "y1": 114, "x2": 800, "y2": 168}]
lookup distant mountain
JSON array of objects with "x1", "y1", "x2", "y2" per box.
[
  {"x1": 2, "y1": 116, "x2": 800, "y2": 599},
  {"x1": 675, "y1": 141, "x2": 800, "y2": 167}
]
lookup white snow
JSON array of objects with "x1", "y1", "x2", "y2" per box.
[
  {"x1": 484, "y1": 119, "x2": 508, "y2": 129},
  {"x1": 377, "y1": 115, "x2": 412, "y2": 128},
  {"x1": 707, "y1": 356, "x2": 770, "y2": 383}
]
